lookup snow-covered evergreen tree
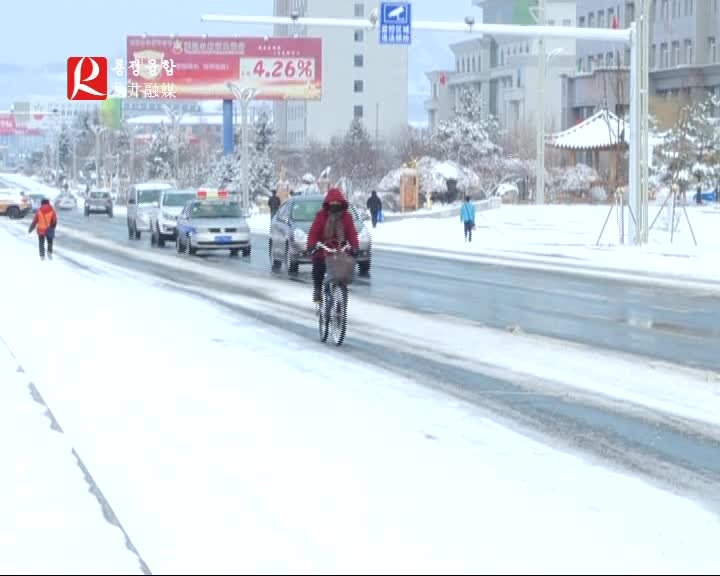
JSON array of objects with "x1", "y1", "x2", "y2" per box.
[
  {"x1": 654, "y1": 94, "x2": 720, "y2": 194},
  {"x1": 432, "y1": 88, "x2": 501, "y2": 167},
  {"x1": 57, "y1": 125, "x2": 72, "y2": 171},
  {"x1": 334, "y1": 118, "x2": 382, "y2": 197},
  {"x1": 248, "y1": 110, "x2": 276, "y2": 199},
  {"x1": 210, "y1": 153, "x2": 242, "y2": 194},
  {"x1": 145, "y1": 123, "x2": 173, "y2": 180},
  {"x1": 253, "y1": 110, "x2": 275, "y2": 155}
]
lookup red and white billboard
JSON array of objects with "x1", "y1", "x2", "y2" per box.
[
  {"x1": 125, "y1": 35, "x2": 323, "y2": 101},
  {"x1": 0, "y1": 114, "x2": 41, "y2": 136}
]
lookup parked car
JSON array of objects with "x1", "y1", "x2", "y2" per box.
[
  {"x1": 126, "y1": 181, "x2": 175, "y2": 240},
  {"x1": 175, "y1": 190, "x2": 251, "y2": 257},
  {"x1": 148, "y1": 188, "x2": 197, "y2": 247},
  {"x1": 55, "y1": 193, "x2": 77, "y2": 211},
  {"x1": 269, "y1": 194, "x2": 372, "y2": 275},
  {"x1": 0, "y1": 188, "x2": 32, "y2": 219},
  {"x1": 84, "y1": 189, "x2": 114, "y2": 217}
]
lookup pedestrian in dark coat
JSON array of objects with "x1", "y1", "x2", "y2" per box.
[{"x1": 366, "y1": 190, "x2": 382, "y2": 228}]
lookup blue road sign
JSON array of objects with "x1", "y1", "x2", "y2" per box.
[{"x1": 379, "y1": 2, "x2": 412, "y2": 45}]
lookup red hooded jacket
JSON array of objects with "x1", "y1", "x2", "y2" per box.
[
  {"x1": 306, "y1": 188, "x2": 359, "y2": 259},
  {"x1": 29, "y1": 203, "x2": 58, "y2": 236}
]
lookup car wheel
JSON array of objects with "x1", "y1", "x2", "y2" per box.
[
  {"x1": 270, "y1": 241, "x2": 281, "y2": 270},
  {"x1": 128, "y1": 224, "x2": 134, "y2": 239},
  {"x1": 186, "y1": 234, "x2": 196, "y2": 255},
  {"x1": 107, "y1": 210, "x2": 113, "y2": 218},
  {"x1": 242, "y1": 247, "x2": 251, "y2": 257},
  {"x1": 176, "y1": 234, "x2": 183, "y2": 254},
  {"x1": 7, "y1": 206, "x2": 19, "y2": 219},
  {"x1": 150, "y1": 227, "x2": 157, "y2": 246},
  {"x1": 157, "y1": 230, "x2": 165, "y2": 248},
  {"x1": 84, "y1": 209, "x2": 90, "y2": 217},
  {"x1": 229, "y1": 248, "x2": 239, "y2": 257},
  {"x1": 358, "y1": 259, "x2": 371, "y2": 276},
  {"x1": 285, "y1": 242, "x2": 298, "y2": 274}
]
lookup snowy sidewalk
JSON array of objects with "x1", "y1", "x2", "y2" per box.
[{"x1": 0, "y1": 338, "x2": 143, "y2": 575}]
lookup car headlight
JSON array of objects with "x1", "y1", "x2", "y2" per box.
[{"x1": 293, "y1": 228, "x2": 307, "y2": 247}]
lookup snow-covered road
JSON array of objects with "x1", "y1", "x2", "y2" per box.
[{"x1": 1, "y1": 222, "x2": 719, "y2": 574}]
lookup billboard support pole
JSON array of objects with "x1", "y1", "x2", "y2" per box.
[{"x1": 222, "y1": 99, "x2": 234, "y2": 156}]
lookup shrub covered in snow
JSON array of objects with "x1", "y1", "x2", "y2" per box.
[{"x1": 549, "y1": 163, "x2": 599, "y2": 193}]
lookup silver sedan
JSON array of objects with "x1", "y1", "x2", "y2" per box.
[{"x1": 175, "y1": 199, "x2": 251, "y2": 257}]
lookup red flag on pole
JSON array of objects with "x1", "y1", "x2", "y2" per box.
[{"x1": 611, "y1": 15, "x2": 618, "y2": 29}]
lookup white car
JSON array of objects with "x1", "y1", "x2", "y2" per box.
[
  {"x1": 148, "y1": 188, "x2": 197, "y2": 247},
  {"x1": 55, "y1": 194, "x2": 78, "y2": 211},
  {"x1": 126, "y1": 181, "x2": 176, "y2": 240}
]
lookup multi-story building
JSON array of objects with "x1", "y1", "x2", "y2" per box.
[
  {"x1": 273, "y1": 0, "x2": 409, "y2": 148},
  {"x1": 425, "y1": 0, "x2": 576, "y2": 132},
  {"x1": 650, "y1": 0, "x2": 720, "y2": 101},
  {"x1": 563, "y1": 0, "x2": 720, "y2": 129}
]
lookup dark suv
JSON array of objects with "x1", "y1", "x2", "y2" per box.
[{"x1": 84, "y1": 190, "x2": 114, "y2": 217}]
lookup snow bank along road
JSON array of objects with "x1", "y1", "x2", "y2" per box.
[
  {"x1": 2, "y1": 221, "x2": 720, "y2": 516},
  {"x1": 17, "y1": 199, "x2": 720, "y2": 373}
]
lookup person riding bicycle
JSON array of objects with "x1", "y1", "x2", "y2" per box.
[{"x1": 307, "y1": 188, "x2": 359, "y2": 303}]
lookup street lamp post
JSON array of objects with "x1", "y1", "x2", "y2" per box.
[
  {"x1": 227, "y1": 82, "x2": 257, "y2": 215},
  {"x1": 89, "y1": 125, "x2": 106, "y2": 188}
]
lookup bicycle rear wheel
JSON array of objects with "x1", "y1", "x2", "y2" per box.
[
  {"x1": 330, "y1": 283, "x2": 348, "y2": 346},
  {"x1": 318, "y1": 281, "x2": 330, "y2": 343}
]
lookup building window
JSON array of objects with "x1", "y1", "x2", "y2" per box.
[
  {"x1": 579, "y1": 15, "x2": 585, "y2": 26},
  {"x1": 661, "y1": 0, "x2": 669, "y2": 20},
  {"x1": 671, "y1": 0, "x2": 678, "y2": 17},
  {"x1": 354, "y1": 54, "x2": 364, "y2": 67},
  {"x1": 577, "y1": 58, "x2": 583, "y2": 72},
  {"x1": 354, "y1": 29, "x2": 364, "y2": 42},
  {"x1": 626, "y1": 2, "x2": 635, "y2": 24},
  {"x1": 672, "y1": 41, "x2": 680, "y2": 65},
  {"x1": 607, "y1": 8, "x2": 615, "y2": 27},
  {"x1": 709, "y1": 37, "x2": 717, "y2": 63},
  {"x1": 661, "y1": 43, "x2": 669, "y2": 67},
  {"x1": 684, "y1": 0, "x2": 693, "y2": 16},
  {"x1": 354, "y1": 3, "x2": 364, "y2": 17},
  {"x1": 354, "y1": 79, "x2": 364, "y2": 93},
  {"x1": 456, "y1": 59, "x2": 460, "y2": 72},
  {"x1": 598, "y1": 10, "x2": 605, "y2": 27},
  {"x1": 588, "y1": 12, "x2": 595, "y2": 27},
  {"x1": 684, "y1": 39, "x2": 693, "y2": 64},
  {"x1": 353, "y1": 105, "x2": 363, "y2": 119},
  {"x1": 562, "y1": 19, "x2": 572, "y2": 26},
  {"x1": 651, "y1": 44, "x2": 656, "y2": 68},
  {"x1": 597, "y1": 53, "x2": 604, "y2": 67},
  {"x1": 625, "y1": 48, "x2": 631, "y2": 66},
  {"x1": 606, "y1": 52, "x2": 614, "y2": 67}
]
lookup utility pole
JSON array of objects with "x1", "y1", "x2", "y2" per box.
[
  {"x1": 90, "y1": 125, "x2": 105, "y2": 189},
  {"x1": 534, "y1": 0, "x2": 546, "y2": 205}
]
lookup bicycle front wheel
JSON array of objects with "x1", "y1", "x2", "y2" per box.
[
  {"x1": 318, "y1": 284, "x2": 330, "y2": 343},
  {"x1": 330, "y1": 283, "x2": 348, "y2": 346}
]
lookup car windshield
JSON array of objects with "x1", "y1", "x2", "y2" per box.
[
  {"x1": 164, "y1": 193, "x2": 196, "y2": 207},
  {"x1": 137, "y1": 188, "x2": 166, "y2": 204},
  {"x1": 89, "y1": 192, "x2": 109, "y2": 199},
  {"x1": 291, "y1": 199, "x2": 323, "y2": 221},
  {"x1": 189, "y1": 201, "x2": 243, "y2": 218}
]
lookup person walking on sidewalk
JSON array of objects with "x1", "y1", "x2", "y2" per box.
[
  {"x1": 268, "y1": 189, "x2": 281, "y2": 218},
  {"x1": 366, "y1": 190, "x2": 382, "y2": 228},
  {"x1": 28, "y1": 198, "x2": 58, "y2": 260},
  {"x1": 460, "y1": 196, "x2": 476, "y2": 242}
]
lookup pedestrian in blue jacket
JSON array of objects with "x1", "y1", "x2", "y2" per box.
[{"x1": 460, "y1": 196, "x2": 476, "y2": 242}]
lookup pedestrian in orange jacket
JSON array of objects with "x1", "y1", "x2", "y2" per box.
[{"x1": 28, "y1": 198, "x2": 58, "y2": 260}]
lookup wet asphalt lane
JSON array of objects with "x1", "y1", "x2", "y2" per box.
[
  {"x1": 4, "y1": 211, "x2": 720, "y2": 514},
  {"x1": 53, "y1": 206, "x2": 720, "y2": 372}
]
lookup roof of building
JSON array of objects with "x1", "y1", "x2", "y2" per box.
[
  {"x1": 548, "y1": 109, "x2": 628, "y2": 150},
  {"x1": 548, "y1": 108, "x2": 665, "y2": 152}
]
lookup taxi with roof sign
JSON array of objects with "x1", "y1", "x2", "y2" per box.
[{"x1": 175, "y1": 188, "x2": 251, "y2": 257}]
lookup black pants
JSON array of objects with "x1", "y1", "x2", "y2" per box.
[
  {"x1": 312, "y1": 258, "x2": 326, "y2": 296},
  {"x1": 370, "y1": 210, "x2": 379, "y2": 228},
  {"x1": 38, "y1": 234, "x2": 54, "y2": 258},
  {"x1": 464, "y1": 221, "x2": 474, "y2": 242}
]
